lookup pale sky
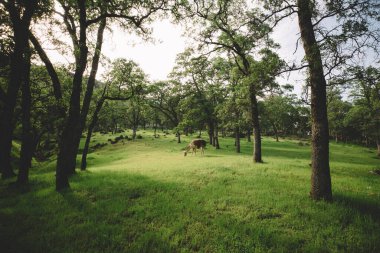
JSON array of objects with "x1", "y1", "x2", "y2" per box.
[
  {"x1": 100, "y1": 19, "x2": 188, "y2": 82},
  {"x1": 39, "y1": 13, "x2": 308, "y2": 96},
  {"x1": 99, "y1": 16, "x2": 306, "y2": 94}
]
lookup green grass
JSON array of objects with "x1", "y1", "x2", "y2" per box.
[{"x1": 1, "y1": 130, "x2": 380, "y2": 253}]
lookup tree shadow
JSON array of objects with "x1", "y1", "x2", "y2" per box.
[{"x1": 334, "y1": 193, "x2": 380, "y2": 224}]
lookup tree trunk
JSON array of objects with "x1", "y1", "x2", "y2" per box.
[
  {"x1": 247, "y1": 128, "x2": 251, "y2": 142},
  {"x1": 214, "y1": 123, "x2": 220, "y2": 149},
  {"x1": 0, "y1": 10, "x2": 35, "y2": 179},
  {"x1": 273, "y1": 124, "x2": 279, "y2": 142},
  {"x1": 235, "y1": 126, "x2": 240, "y2": 153},
  {"x1": 250, "y1": 86, "x2": 262, "y2": 163},
  {"x1": 0, "y1": 38, "x2": 23, "y2": 178},
  {"x1": 177, "y1": 131, "x2": 181, "y2": 143},
  {"x1": 208, "y1": 121, "x2": 214, "y2": 146},
  {"x1": 154, "y1": 124, "x2": 157, "y2": 138},
  {"x1": 29, "y1": 32, "x2": 62, "y2": 100},
  {"x1": 68, "y1": 19, "x2": 107, "y2": 174},
  {"x1": 377, "y1": 137, "x2": 380, "y2": 157},
  {"x1": 17, "y1": 44, "x2": 33, "y2": 185},
  {"x1": 298, "y1": 0, "x2": 332, "y2": 201},
  {"x1": 365, "y1": 135, "x2": 369, "y2": 147},
  {"x1": 132, "y1": 127, "x2": 137, "y2": 140},
  {"x1": 114, "y1": 122, "x2": 118, "y2": 134},
  {"x1": 56, "y1": 0, "x2": 88, "y2": 190},
  {"x1": 81, "y1": 98, "x2": 105, "y2": 170}
]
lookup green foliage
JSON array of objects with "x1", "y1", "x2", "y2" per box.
[
  {"x1": 327, "y1": 88, "x2": 353, "y2": 140},
  {"x1": 261, "y1": 94, "x2": 304, "y2": 138}
]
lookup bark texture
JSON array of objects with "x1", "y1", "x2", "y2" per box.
[{"x1": 297, "y1": 0, "x2": 332, "y2": 201}]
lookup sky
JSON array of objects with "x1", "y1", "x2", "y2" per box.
[
  {"x1": 41, "y1": 12, "x2": 307, "y2": 96},
  {"x1": 100, "y1": 17, "x2": 306, "y2": 92},
  {"x1": 101, "y1": 19, "x2": 187, "y2": 81}
]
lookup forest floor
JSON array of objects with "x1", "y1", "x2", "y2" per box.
[{"x1": 1, "y1": 130, "x2": 380, "y2": 253}]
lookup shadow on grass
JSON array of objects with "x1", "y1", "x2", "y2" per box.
[
  {"x1": 334, "y1": 193, "x2": 380, "y2": 224},
  {"x1": 2, "y1": 167, "x2": 380, "y2": 252}
]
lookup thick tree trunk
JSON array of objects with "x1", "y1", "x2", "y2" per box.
[
  {"x1": 298, "y1": 0, "x2": 332, "y2": 201},
  {"x1": 0, "y1": 11, "x2": 34, "y2": 179},
  {"x1": 250, "y1": 86, "x2": 262, "y2": 163},
  {"x1": 56, "y1": 113, "x2": 81, "y2": 189},
  {"x1": 235, "y1": 126, "x2": 240, "y2": 153},
  {"x1": 81, "y1": 98, "x2": 105, "y2": 170},
  {"x1": 17, "y1": 44, "x2": 33, "y2": 185},
  {"x1": 0, "y1": 39, "x2": 23, "y2": 178}
]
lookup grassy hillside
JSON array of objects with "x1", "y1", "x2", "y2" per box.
[{"x1": 1, "y1": 130, "x2": 379, "y2": 253}]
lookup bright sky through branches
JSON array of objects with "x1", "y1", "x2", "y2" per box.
[
  {"x1": 40, "y1": 12, "x2": 306, "y2": 94},
  {"x1": 101, "y1": 17, "x2": 306, "y2": 94}
]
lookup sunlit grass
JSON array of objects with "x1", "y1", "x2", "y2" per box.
[{"x1": 1, "y1": 130, "x2": 379, "y2": 252}]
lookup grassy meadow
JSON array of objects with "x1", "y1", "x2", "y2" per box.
[{"x1": 0, "y1": 130, "x2": 379, "y2": 253}]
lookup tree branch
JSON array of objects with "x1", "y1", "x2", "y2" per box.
[{"x1": 29, "y1": 31, "x2": 63, "y2": 100}]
